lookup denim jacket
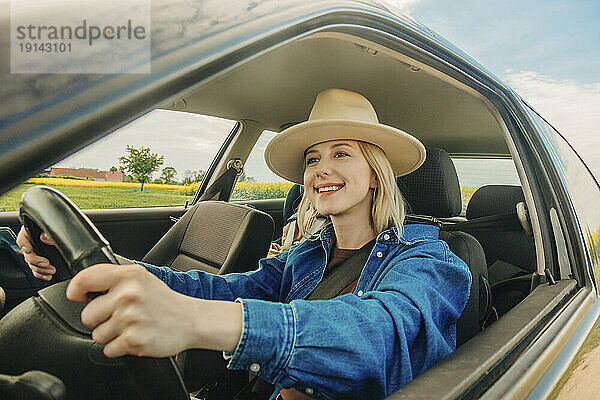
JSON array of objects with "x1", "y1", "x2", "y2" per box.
[{"x1": 142, "y1": 224, "x2": 471, "y2": 399}]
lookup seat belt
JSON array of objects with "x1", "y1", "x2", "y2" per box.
[
  {"x1": 197, "y1": 159, "x2": 243, "y2": 202},
  {"x1": 305, "y1": 242, "x2": 373, "y2": 301},
  {"x1": 440, "y1": 201, "x2": 532, "y2": 235},
  {"x1": 441, "y1": 212, "x2": 522, "y2": 232}
]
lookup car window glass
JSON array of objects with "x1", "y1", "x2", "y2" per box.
[
  {"x1": 524, "y1": 105, "x2": 600, "y2": 287},
  {"x1": 232, "y1": 130, "x2": 293, "y2": 201},
  {"x1": 0, "y1": 110, "x2": 236, "y2": 211},
  {"x1": 452, "y1": 158, "x2": 520, "y2": 212}
]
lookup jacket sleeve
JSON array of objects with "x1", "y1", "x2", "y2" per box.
[
  {"x1": 138, "y1": 250, "x2": 289, "y2": 301},
  {"x1": 225, "y1": 241, "x2": 471, "y2": 400}
]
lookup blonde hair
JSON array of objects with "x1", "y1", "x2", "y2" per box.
[{"x1": 296, "y1": 141, "x2": 406, "y2": 239}]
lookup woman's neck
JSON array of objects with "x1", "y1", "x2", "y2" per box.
[{"x1": 331, "y1": 216, "x2": 378, "y2": 250}]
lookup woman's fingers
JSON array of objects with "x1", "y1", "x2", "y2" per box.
[
  {"x1": 66, "y1": 264, "x2": 120, "y2": 303},
  {"x1": 40, "y1": 231, "x2": 56, "y2": 246},
  {"x1": 81, "y1": 290, "x2": 120, "y2": 329},
  {"x1": 31, "y1": 266, "x2": 55, "y2": 281},
  {"x1": 102, "y1": 334, "x2": 135, "y2": 358},
  {"x1": 16, "y1": 226, "x2": 56, "y2": 279},
  {"x1": 67, "y1": 263, "x2": 204, "y2": 358},
  {"x1": 89, "y1": 310, "x2": 120, "y2": 345},
  {"x1": 24, "y1": 252, "x2": 54, "y2": 280},
  {"x1": 24, "y1": 252, "x2": 52, "y2": 268}
]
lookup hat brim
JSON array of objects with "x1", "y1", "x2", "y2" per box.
[{"x1": 265, "y1": 120, "x2": 426, "y2": 184}]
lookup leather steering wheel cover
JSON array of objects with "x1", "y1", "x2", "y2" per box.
[{"x1": 19, "y1": 186, "x2": 118, "y2": 276}]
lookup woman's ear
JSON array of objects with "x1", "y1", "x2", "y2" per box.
[{"x1": 370, "y1": 173, "x2": 378, "y2": 189}]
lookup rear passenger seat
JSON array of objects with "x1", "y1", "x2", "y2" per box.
[
  {"x1": 466, "y1": 185, "x2": 536, "y2": 316},
  {"x1": 397, "y1": 148, "x2": 491, "y2": 345}
]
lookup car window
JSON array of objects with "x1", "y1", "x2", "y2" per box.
[
  {"x1": 452, "y1": 158, "x2": 520, "y2": 213},
  {"x1": 0, "y1": 110, "x2": 236, "y2": 211},
  {"x1": 524, "y1": 105, "x2": 600, "y2": 286},
  {"x1": 232, "y1": 130, "x2": 293, "y2": 201}
]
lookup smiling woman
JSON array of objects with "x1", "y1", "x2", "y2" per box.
[{"x1": 1, "y1": 1, "x2": 600, "y2": 400}]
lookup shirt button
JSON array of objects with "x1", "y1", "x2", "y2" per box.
[
  {"x1": 305, "y1": 388, "x2": 314, "y2": 395},
  {"x1": 376, "y1": 251, "x2": 383, "y2": 258},
  {"x1": 250, "y1": 363, "x2": 260, "y2": 372},
  {"x1": 357, "y1": 290, "x2": 363, "y2": 296},
  {"x1": 383, "y1": 234, "x2": 390, "y2": 240}
]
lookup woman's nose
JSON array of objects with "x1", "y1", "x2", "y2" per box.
[{"x1": 315, "y1": 162, "x2": 331, "y2": 177}]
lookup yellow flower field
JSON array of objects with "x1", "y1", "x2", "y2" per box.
[
  {"x1": 27, "y1": 177, "x2": 188, "y2": 191},
  {"x1": 26, "y1": 177, "x2": 294, "y2": 199}
]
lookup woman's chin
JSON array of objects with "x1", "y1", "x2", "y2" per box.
[{"x1": 314, "y1": 207, "x2": 336, "y2": 216}]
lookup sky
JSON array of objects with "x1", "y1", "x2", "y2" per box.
[{"x1": 58, "y1": 0, "x2": 600, "y2": 183}]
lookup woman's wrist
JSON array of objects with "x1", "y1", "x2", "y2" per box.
[{"x1": 192, "y1": 299, "x2": 243, "y2": 353}]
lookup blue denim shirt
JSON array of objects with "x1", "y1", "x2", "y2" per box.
[{"x1": 142, "y1": 224, "x2": 471, "y2": 399}]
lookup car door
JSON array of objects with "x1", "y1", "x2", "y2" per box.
[{"x1": 387, "y1": 98, "x2": 600, "y2": 399}]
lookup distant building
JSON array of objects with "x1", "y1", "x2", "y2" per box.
[{"x1": 50, "y1": 167, "x2": 124, "y2": 182}]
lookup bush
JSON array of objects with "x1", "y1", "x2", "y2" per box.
[{"x1": 34, "y1": 173, "x2": 88, "y2": 180}]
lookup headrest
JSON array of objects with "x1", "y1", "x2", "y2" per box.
[
  {"x1": 466, "y1": 185, "x2": 525, "y2": 220},
  {"x1": 396, "y1": 148, "x2": 462, "y2": 218}
]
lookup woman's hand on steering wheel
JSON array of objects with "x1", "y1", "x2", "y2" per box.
[
  {"x1": 66, "y1": 263, "x2": 243, "y2": 359},
  {"x1": 16, "y1": 226, "x2": 56, "y2": 281}
]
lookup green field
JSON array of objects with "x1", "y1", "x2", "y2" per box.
[
  {"x1": 0, "y1": 183, "x2": 478, "y2": 212},
  {"x1": 0, "y1": 183, "x2": 194, "y2": 212}
]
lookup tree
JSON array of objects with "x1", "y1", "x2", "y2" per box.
[
  {"x1": 160, "y1": 166, "x2": 177, "y2": 184},
  {"x1": 119, "y1": 146, "x2": 164, "y2": 191},
  {"x1": 109, "y1": 166, "x2": 118, "y2": 171},
  {"x1": 237, "y1": 171, "x2": 256, "y2": 183},
  {"x1": 182, "y1": 169, "x2": 205, "y2": 185}
]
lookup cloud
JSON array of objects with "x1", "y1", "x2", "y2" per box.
[
  {"x1": 379, "y1": 0, "x2": 421, "y2": 13},
  {"x1": 504, "y1": 70, "x2": 600, "y2": 177}
]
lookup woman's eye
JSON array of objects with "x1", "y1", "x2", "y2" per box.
[
  {"x1": 306, "y1": 157, "x2": 319, "y2": 166},
  {"x1": 334, "y1": 151, "x2": 349, "y2": 158}
]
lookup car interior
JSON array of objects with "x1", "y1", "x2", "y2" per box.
[
  {"x1": 0, "y1": 27, "x2": 575, "y2": 400},
  {"x1": 160, "y1": 30, "x2": 542, "y2": 324}
]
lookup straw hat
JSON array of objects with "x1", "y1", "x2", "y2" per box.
[{"x1": 264, "y1": 88, "x2": 426, "y2": 184}]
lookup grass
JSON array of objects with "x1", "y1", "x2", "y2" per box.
[{"x1": 0, "y1": 183, "x2": 194, "y2": 211}]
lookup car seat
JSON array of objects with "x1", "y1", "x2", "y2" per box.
[
  {"x1": 142, "y1": 201, "x2": 274, "y2": 275},
  {"x1": 466, "y1": 185, "x2": 536, "y2": 316},
  {"x1": 397, "y1": 148, "x2": 491, "y2": 346}
]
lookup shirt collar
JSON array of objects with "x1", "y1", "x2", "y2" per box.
[
  {"x1": 319, "y1": 223, "x2": 439, "y2": 246},
  {"x1": 397, "y1": 224, "x2": 440, "y2": 245}
]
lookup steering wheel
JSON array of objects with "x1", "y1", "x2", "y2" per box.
[{"x1": 0, "y1": 186, "x2": 189, "y2": 400}]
